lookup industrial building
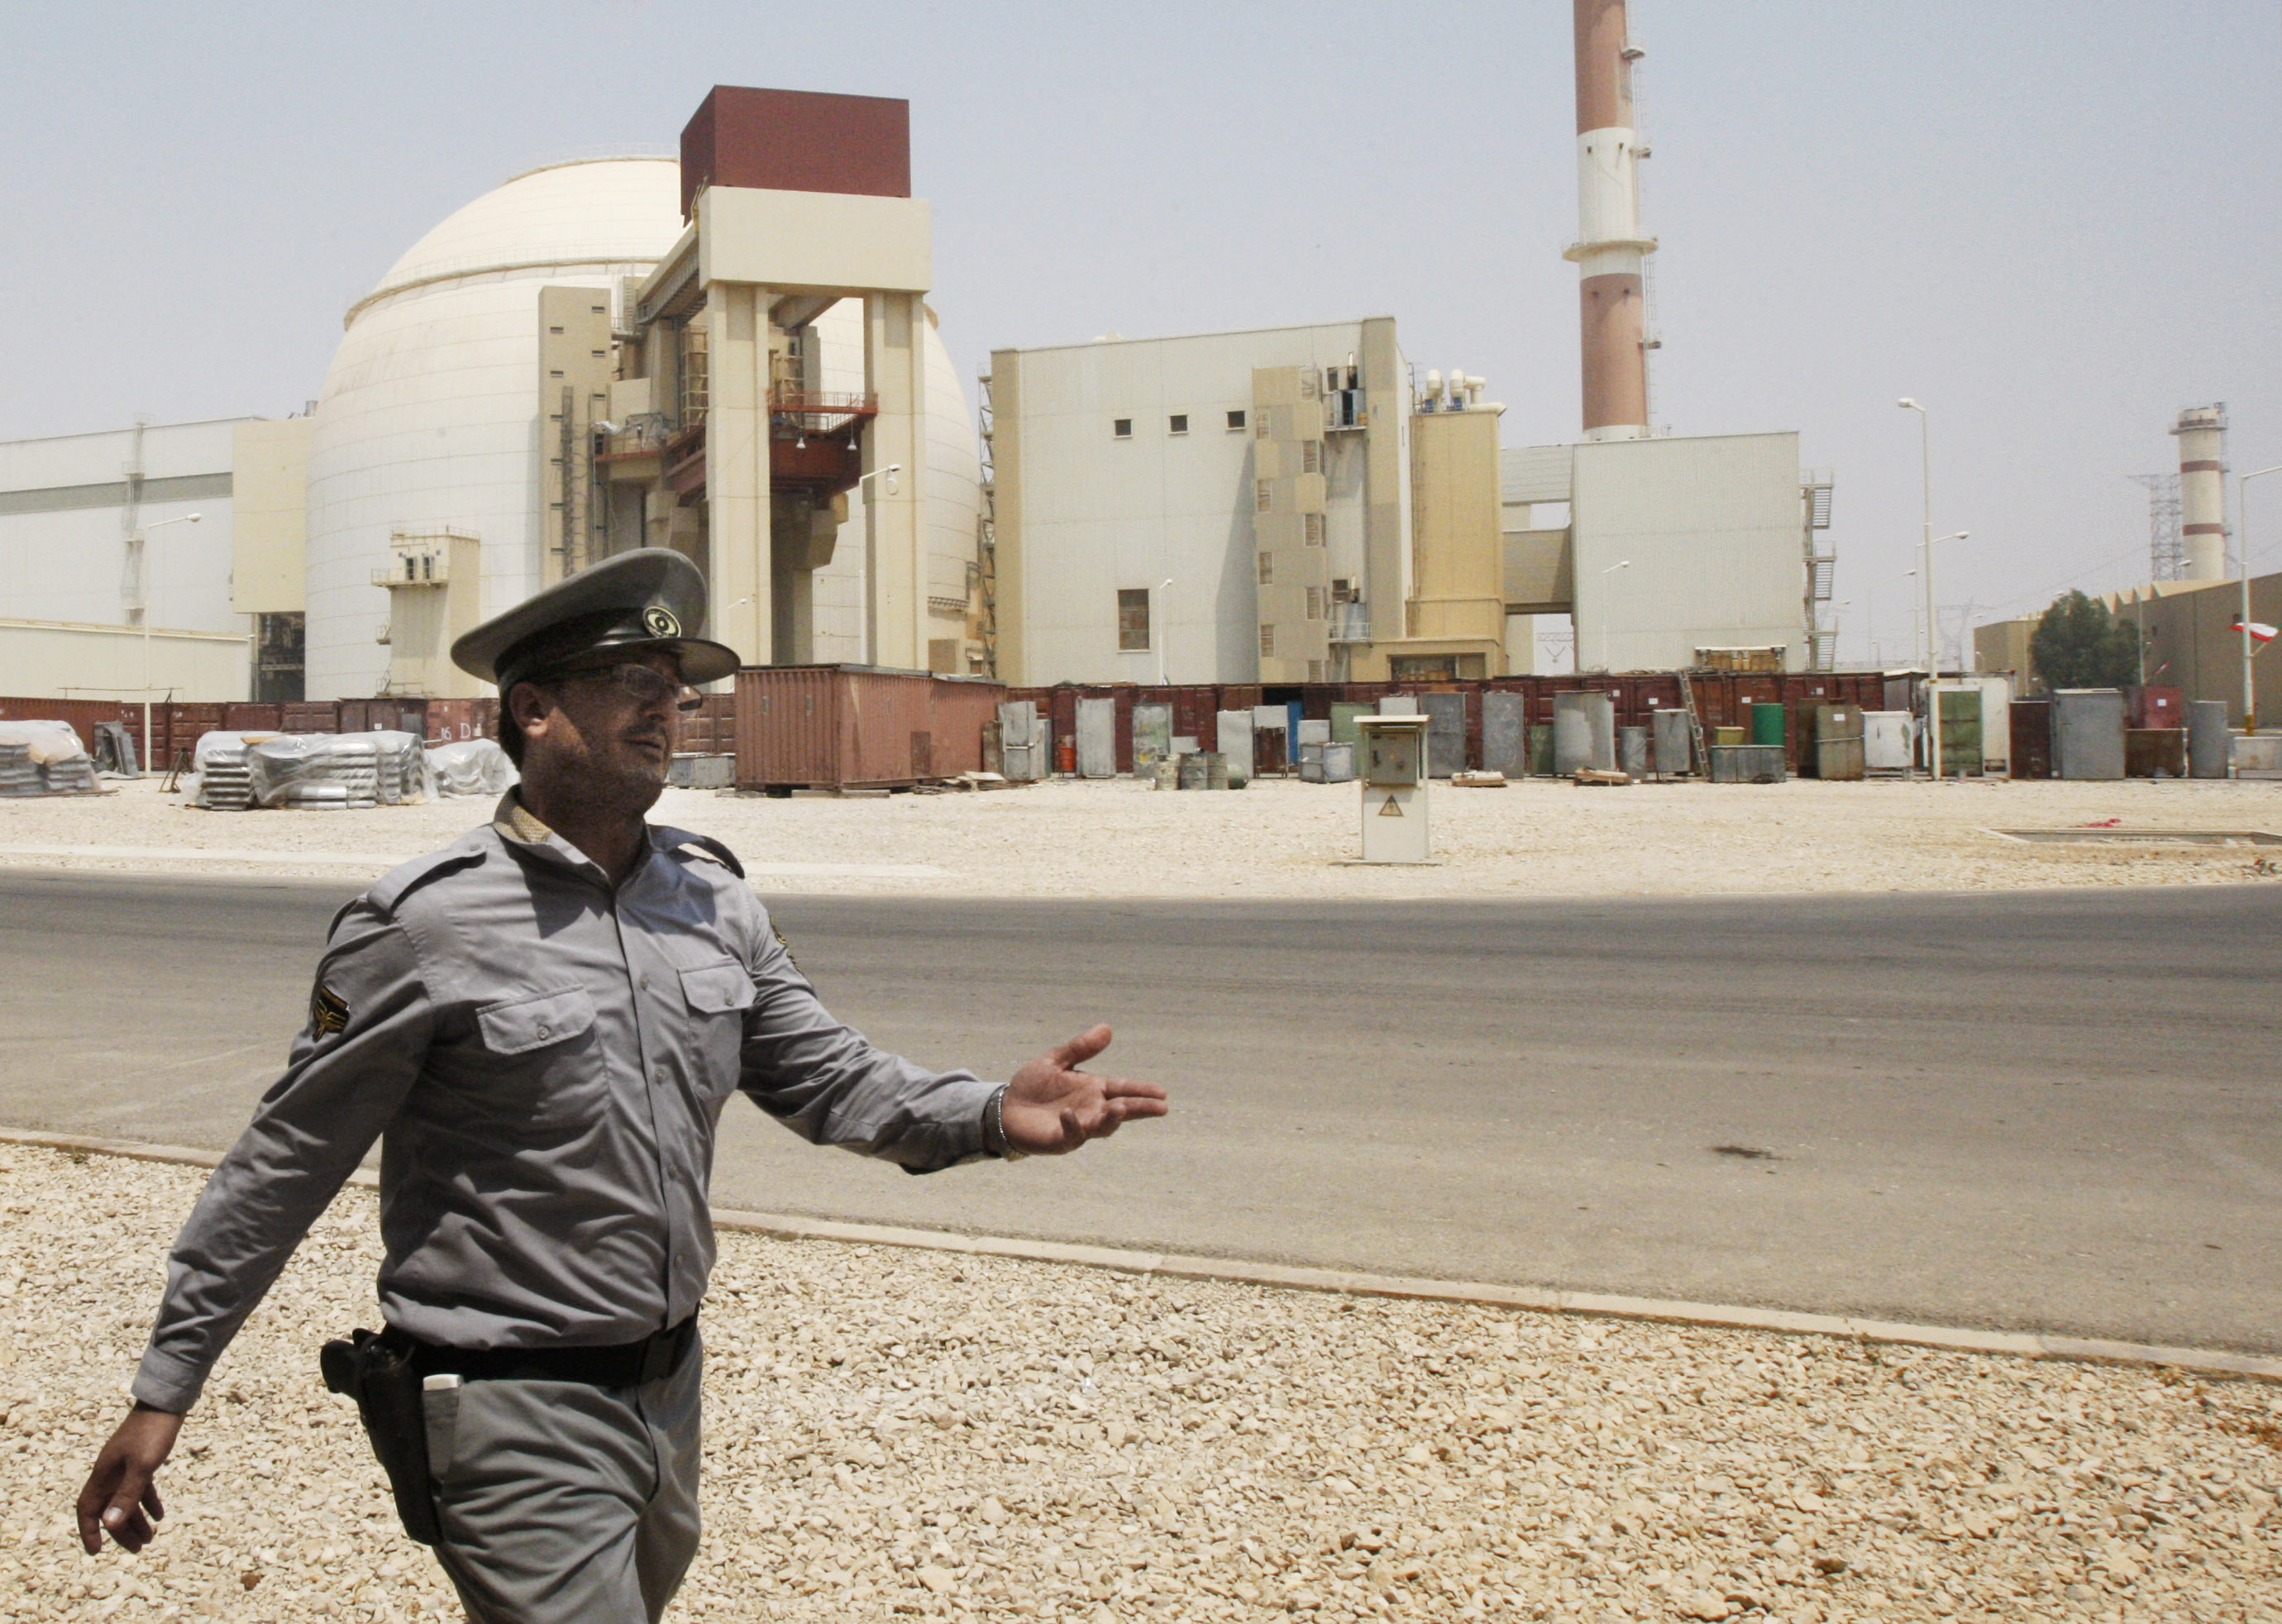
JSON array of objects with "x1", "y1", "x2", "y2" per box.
[
  {"x1": 986, "y1": 0, "x2": 1832, "y2": 688},
  {"x1": 1974, "y1": 400, "x2": 2272, "y2": 723},
  {"x1": 0, "y1": 418, "x2": 259, "y2": 700},
  {"x1": 2, "y1": 1, "x2": 1839, "y2": 712}
]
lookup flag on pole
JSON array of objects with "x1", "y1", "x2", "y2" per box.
[{"x1": 2232, "y1": 619, "x2": 2278, "y2": 645}]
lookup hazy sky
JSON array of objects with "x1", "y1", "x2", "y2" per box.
[{"x1": 4, "y1": 1, "x2": 2275, "y2": 662}]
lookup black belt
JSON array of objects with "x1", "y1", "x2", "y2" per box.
[{"x1": 391, "y1": 1315, "x2": 698, "y2": 1388}]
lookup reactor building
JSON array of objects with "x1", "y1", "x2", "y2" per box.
[{"x1": 2, "y1": 23, "x2": 1838, "y2": 705}]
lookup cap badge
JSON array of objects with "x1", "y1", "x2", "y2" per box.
[{"x1": 642, "y1": 605, "x2": 682, "y2": 638}]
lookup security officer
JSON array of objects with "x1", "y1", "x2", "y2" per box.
[{"x1": 76, "y1": 548, "x2": 1167, "y2": 1622}]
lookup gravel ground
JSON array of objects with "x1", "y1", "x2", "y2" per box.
[
  {"x1": 3, "y1": 1146, "x2": 2277, "y2": 1623},
  {"x1": 2, "y1": 776, "x2": 2281, "y2": 899}
]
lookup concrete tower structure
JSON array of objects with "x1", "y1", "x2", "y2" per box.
[
  {"x1": 1566, "y1": 0, "x2": 1654, "y2": 442},
  {"x1": 2172, "y1": 404, "x2": 2229, "y2": 582}
]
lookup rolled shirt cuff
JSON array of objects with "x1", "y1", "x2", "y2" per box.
[{"x1": 130, "y1": 1347, "x2": 207, "y2": 1415}]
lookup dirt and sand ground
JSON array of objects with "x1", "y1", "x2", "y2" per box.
[
  {"x1": 2, "y1": 775, "x2": 2279, "y2": 898},
  {"x1": 3, "y1": 1148, "x2": 2276, "y2": 1624}
]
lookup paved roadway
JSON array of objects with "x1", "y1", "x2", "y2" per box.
[{"x1": 0, "y1": 870, "x2": 2275, "y2": 1354}]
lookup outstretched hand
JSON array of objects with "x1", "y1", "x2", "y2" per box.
[
  {"x1": 1002, "y1": 1025, "x2": 1167, "y2": 1155},
  {"x1": 77, "y1": 1404, "x2": 181, "y2": 1555}
]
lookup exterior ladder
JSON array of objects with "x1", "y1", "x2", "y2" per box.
[{"x1": 1676, "y1": 668, "x2": 1711, "y2": 776}]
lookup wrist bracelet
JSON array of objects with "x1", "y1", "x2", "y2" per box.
[{"x1": 987, "y1": 1085, "x2": 1028, "y2": 1161}]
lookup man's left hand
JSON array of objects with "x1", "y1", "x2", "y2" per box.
[{"x1": 1002, "y1": 1025, "x2": 1167, "y2": 1154}]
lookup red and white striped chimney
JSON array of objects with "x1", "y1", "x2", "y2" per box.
[{"x1": 1567, "y1": 0, "x2": 1654, "y2": 442}]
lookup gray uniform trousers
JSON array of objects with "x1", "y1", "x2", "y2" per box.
[{"x1": 420, "y1": 1338, "x2": 704, "y2": 1624}]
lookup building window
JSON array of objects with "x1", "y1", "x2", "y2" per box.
[
  {"x1": 1226, "y1": 409, "x2": 1247, "y2": 431},
  {"x1": 1168, "y1": 413, "x2": 1189, "y2": 435},
  {"x1": 1331, "y1": 576, "x2": 1355, "y2": 603},
  {"x1": 1306, "y1": 586, "x2": 1324, "y2": 621},
  {"x1": 1117, "y1": 588, "x2": 1152, "y2": 651},
  {"x1": 1307, "y1": 659, "x2": 1326, "y2": 682},
  {"x1": 1304, "y1": 513, "x2": 1325, "y2": 545},
  {"x1": 1113, "y1": 418, "x2": 1133, "y2": 439},
  {"x1": 1301, "y1": 440, "x2": 1323, "y2": 474},
  {"x1": 1258, "y1": 552, "x2": 1274, "y2": 585},
  {"x1": 1259, "y1": 623, "x2": 1277, "y2": 657},
  {"x1": 1256, "y1": 480, "x2": 1272, "y2": 513}
]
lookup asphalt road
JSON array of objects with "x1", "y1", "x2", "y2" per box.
[{"x1": 1, "y1": 869, "x2": 2275, "y2": 1354}]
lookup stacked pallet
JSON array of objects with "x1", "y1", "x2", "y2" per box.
[{"x1": 0, "y1": 740, "x2": 36, "y2": 797}]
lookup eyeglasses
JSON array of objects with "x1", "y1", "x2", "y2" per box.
[{"x1": 553, "y1": 663, "x2": 704, "y2": 714}]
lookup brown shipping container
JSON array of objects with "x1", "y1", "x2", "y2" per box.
[
  {"x1": 0, "y1": 697, "x2": 132, "y2": 754},
  {"x1": 926, "y1": 676, "x2": 1008, "y2": 776},
  {"x1": 2125, "y1": 728, "x2": 2188, "y2": 779},
  {"x1": 280, "y1": 701, "x2": 340, "y2": 733},
  {"x1": 735, "y1": 666, "x2": 1005, "y2": 791},
  {"x1": 2123, "y1": 685, "x2": 2185, "y2": 731},
  {"x1": 223, "y1": 703, "x2": 284, "y2": 733},
  {"x1": 2010, "y1": 700, "x2": 2053, "y2": 779}
]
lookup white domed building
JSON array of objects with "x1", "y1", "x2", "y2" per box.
[{"x1": 304, "y1": 153, "x2": 982, "y2": 698}]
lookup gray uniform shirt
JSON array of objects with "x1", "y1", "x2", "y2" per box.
[{"x1": 132, "y1": 796, "x2": 996, "y2": 1414}]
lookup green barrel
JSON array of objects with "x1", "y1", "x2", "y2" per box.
[{"x1": 1750, "y1": 701, "x2": 1786, "y2": 748}]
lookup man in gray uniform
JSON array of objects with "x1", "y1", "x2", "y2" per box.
[{"x1": 76, "y1": 549, "x2": 1167, "y2": 1622}]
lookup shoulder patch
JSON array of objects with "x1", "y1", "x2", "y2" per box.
[{"x1": 310, "y1": 982, "x2": 351, "y2": 1039}]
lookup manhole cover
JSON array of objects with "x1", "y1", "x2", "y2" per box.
[{"x1": 1988, "y1": 829, "x2": 2282, "y2": 847}]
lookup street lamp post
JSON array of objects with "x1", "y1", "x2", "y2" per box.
[
  {"x1": 2240, "y1": 465, "x2": 2282, "y2": 732},
  {"x1": 1597, "y1": 559, "x2": 1631, "y2": 673},
  {"x1": 852, "y1": 464, "x2": 903, "y2": 666},
  {"x1": 136, "y1": 512, "x2": 203, "y2": 776},
  {"x1": 1898, "y1": 399, "x2": 1934, "y2": 672}
]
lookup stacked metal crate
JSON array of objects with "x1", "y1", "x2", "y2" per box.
[
  {"x1": 0, "y1": 740, "x2": 36, "y2": 797},
  {"x1": 196, "y1": 737, "x2": 257, "y2": 810}
]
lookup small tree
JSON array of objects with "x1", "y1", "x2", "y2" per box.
[{"x1": 2030, "y1": 590, "x2": 2142, "y2": 690}]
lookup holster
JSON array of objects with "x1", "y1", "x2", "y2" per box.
[{"x1": 320, "y1": 1328, "x2": 442, "y2": 1546}]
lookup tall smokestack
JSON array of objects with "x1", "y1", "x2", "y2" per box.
[
  {"x1": 1567, "y1": 0, "x2": 1654, "y2": 442},
  {"x1": 2172, "y1": 404, "x2": 2229, "y2": 581}
]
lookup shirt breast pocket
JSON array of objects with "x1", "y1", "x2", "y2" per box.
[
  {"x1": 470, "y1": 986, "x2": 604, "y2": 1130},
  {"x1": 678, "y1": 958, "x2": 756, "y2": 1098}
]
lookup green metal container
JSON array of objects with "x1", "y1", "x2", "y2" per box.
[
  {"x1": 1526, "y1": 723, "x2": 1555, "y2": 777},
  {"x1": 1935, "y1": 689, "x2": 1984, "y2": 777},
  {"x1": 1329, "y1": 702, "x2": 1372, "y2": 746},
  {"x1": 1750, "y1": 701, "x2": 1787, "y2": 748}
]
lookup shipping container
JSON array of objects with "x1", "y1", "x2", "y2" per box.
[
  {"x1": 0, "y1": 697, "x2": 132, "y2": 754},
  {"x1": 2009, "y1": 700, "x2": 2053, "y2": 780},
  {"x1": 733, "y1": 666, "x2": 1005, "y2": 791},
  {"x1": 2123, "y1": 685, "x2": 2185, "y2": 732},
  {"x1": 223, "y1": 704, "x2": 284, "y2": 733},
  {"x1": 2052, "y1": 689, "x2": 2127, "y2": 781},
  {"x1": 2125, "y1": 728, "x2": 2189, "y2": 779},
  {"x1": 281, "y1": 701, "x2": 341, "y2": 734}
]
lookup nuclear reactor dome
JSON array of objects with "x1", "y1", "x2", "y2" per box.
[{"x1": 303, "y1": 156, "x2": 981, "y2": 697}]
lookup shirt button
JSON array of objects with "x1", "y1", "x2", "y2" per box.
[
  {"x1": 639, "y1": 974, "x2": 651, "y2": 991},
  {"x1": 537, "y1": 1023, "x2": 551, "y2": 1039}
]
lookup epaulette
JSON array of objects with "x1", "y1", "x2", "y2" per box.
[
  {"x1": 365, "y1": 839, "x2": 490, "y2": 915},
  {"x1": 657, "y1": 827, "x2": 745, "y2": 880}
]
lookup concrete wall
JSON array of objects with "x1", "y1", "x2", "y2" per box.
[
  {"x1": 1569, "y1": 431, "x2": 1806, "y2": 672},
  {"x1": 0, "y1": 618, "x2": 248, "y2": 702},
  {"x1": 231, "y1": 418, "x2": 312, "y2": 615},
  {"x1": 0, "y1": 418, "x2": 245, "y2": 637},
  {"x1": 991, "y1": 320, "x2": 1398, "y2": 686}
]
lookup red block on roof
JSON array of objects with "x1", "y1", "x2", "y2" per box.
[{"x1": 680, "y1": 86, "x2": 911, "y2": 219}]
